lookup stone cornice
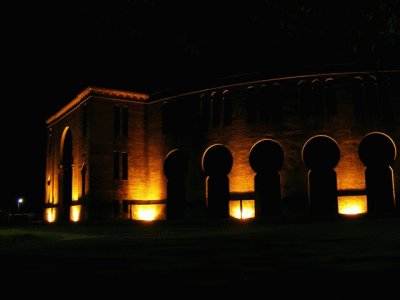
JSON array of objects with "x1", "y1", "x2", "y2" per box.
[{"x1": 46, "y1": 86, "x2": 149, "y2": 125}]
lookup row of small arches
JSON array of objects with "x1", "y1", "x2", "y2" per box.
[
  {"x1": 162, "y1": 74, "x2": 392, "y2": 134},
  {"x1": 164, "y1": 132, "x2": 397, "y2": 219}
]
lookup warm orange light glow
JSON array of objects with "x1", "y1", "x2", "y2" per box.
[
  {"x1": 229, "y1": 157, "x2": 254, "y2": 194},
  {"x1": 70, "y1": 205, "x2": 82, "y2": 222},
  {"x1": 207, "y1": 140, "x2": 254, "y2": 194},
  {"x1": 130, "y1": 179, "x2": 165, "y2": 201},
  {"x1": 230, "y1": 173, "x2": 254, "y2": 194},
  {"x1": 72, "y1": 186, "x2": 79, "y2": 202},
  {"x1": 131, "y1": 204, "x2": 166, "y2": 221},
  {"x1": 45, "y1": 207, "x2": 57, "y2": 223},
  {"x1": 335, "y1": 140, "x2": 367, "y2": 216},
  {"x1": 336, "y1": 142, "x2": 365, "y2": 191},
  {"x1": 229, "y1": 200, "x2": 255, "y2": 219},
  {"x1": 132, "y1": 186, "x2": 163, "y2": 200},
  {"x1": 338, "y1": 196, "x2": 367, "y2": 215}
]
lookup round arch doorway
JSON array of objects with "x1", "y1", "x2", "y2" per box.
[{"x1": 59, "y1": 127, "x2": 73, "y2": 221}]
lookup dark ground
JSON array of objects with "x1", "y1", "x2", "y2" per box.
[{"x1": 1, "y1": 215, "x2": 399, "y2": 297}]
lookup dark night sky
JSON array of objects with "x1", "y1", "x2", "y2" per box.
[{"x1": 3, "y1": 1, "x2": 400, "y2": 212}]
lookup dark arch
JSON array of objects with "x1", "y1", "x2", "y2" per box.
[
  {"x1": 200, "y1": 93, "x2": 210, "y2": 129},
  {"x1": 164, "y1": 149, "x2": 187, "y2": 219},
  {"x1": 202, "y1": 144, "x2": 233, "y2": 218},
  {"x1": 325, "y1": 78, "x2": 337, "y2": 115},
  {"x1": 60, "y1": 127, "x2": 73, "y2": 221},
  {"x1": 302, "y1": 135, "x2": 340, "y2": 170},
  {"x1": 365, "y1": 75, "x2": 379, "y2": 115},
  {"x1": 311, "y1": 79, "x2": 324, "y2": 116},
  {"x1": 249, "y1": 139, "x2": 284, "y2": 217},
  {"x1": 249, "y1": 139, "x2": 284, "y2": 173},
  {"x1": 353, "y1": 76, "x2": 365, "y2": 117},
  {"x1": 359, "y1": 132, "x2": 397, "y2": 213},
  {"x1": 202, "y1": 144, "x2": 233, "y2": 177},
  {"x1": 222, "y1": 89, "x2": 232, "y2": 126},
  {"x1": 302, "y1": 135, "x2": 340, "y2": 216},
  {"x1": 258, "y1": 84, "x2": 269, "y2": 123},
  {"x1": 81, "y1": 163, "x2": 87, "y2": 200},
  {"x1": 246, "y1": 86, "x2": 257, "y2": 123},
  {"x1": 298, "y1": 80, "x2": 311, "y2": 119},
  {"x1": 271, "y1": 82, "x2": 282, "y2": 122},
  {"x1": 211, "y1": 91, "x2": 222, "y2": 127},
  {"x1": 378, "y1": 75, "x2": 393, "y2": 118}
]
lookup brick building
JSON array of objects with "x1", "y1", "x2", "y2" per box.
[{"x1": 45, "y1": 70, "x2": 400, "y2": 222}]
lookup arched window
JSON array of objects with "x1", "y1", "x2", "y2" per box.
[
  {"x1": 325, "y1": 78, "x2": 337, "y2": 115},
  {"x1": 200, "y1": 93, "x2": 210, "y2": 129},
  {"x1": 211, "y1": 91, "x2": 222, "y2": 127},
  {"x1": 270, "y1": 83, "x2": 282, "y2": 122},
  {"x1": 246, "y1": 86, "x2": 257, "y2": 123},
  {"x1": 378, "y1": 75, "x2": 393, "y2": 118},
  {"x1": 353, "y1": 76, "x2": 365, "y2": 116},
  {"x1": 60, "y1": 127, "x2": 73, "y2": 221},
  {"x1": 312, "y1": 79, "x2": 324, "y2": 116},
  {"x1": 223, "y1": 90, "x2": 232, "y2": 126},
  {"x1": 258, "y1": 85, "x2": 269, "y2": 123},
  {"x1": 298, "y1": 80, "x2": 311, "y2": 119},
  {"x1": 81, "y1": 163, "x2": 86, "y2": 198},
  {"x1": 366, "y1": 75, "x2": 379, "y2": 115}
]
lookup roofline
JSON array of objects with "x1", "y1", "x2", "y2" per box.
[
  {"x1": 149, "y1": 69, "x2": 400, "y2": 103},
  {"x1": 46, "y1": 69, "x2": 399, "y2": 125},
  {"x1": 46, "y1": 86, "x2": 149, "y2": 125}
]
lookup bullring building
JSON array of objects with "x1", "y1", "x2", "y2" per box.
[{"x1": 44, "y1": 70, "x2": 399, "y2": 222}]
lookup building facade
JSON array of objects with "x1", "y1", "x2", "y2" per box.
[{"x1": 45, "y1": 70, "x2": 400, "y2": 222}]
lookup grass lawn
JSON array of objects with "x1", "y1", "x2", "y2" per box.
[{"x1": 1, "y1": 215, "x2": 399, "y2": 297}]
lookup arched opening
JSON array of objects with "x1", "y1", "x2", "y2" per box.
[
  {"x1": 359, "y1": 132, "x2": 397, "y2": 213},
  {"x1": 81, "y1": 163, "x2": 86, "y2": 199},
  {"x1": 298, "y1": 80, "x2": 311, "y2": 119},
  {"x1": 164, "y1": 149, "x2": 187, "y2": 219},
  {"x1": 222, "y1": 90, "x2": 232, "y2": 126},
  {"x1": 200, "y1": 93, "x2": 210, "y2": 130},
  {"x1": 202, "y1": 144, "x2": 233, "y2": 218},
  {"x1": 353, "y1": 76, "x2": 365, "y2": 117},
  {"x1": 60, "y1": 127, "x2": 73, "y2": 221},
  {"x1": 325, "y1": 78, "x2": 337, "y2": 115},
  {"x1": 302, "y1": 135, "x2": 340, "y2": 216},
  {"x1": 249, "y1": 139, "x2": 284, "y2": 218},
  {"x1": 311, "y1": 79, "x2": 324, "y2": 116},
  {"x1": 211, "y1": 91, "x2": 222, "y2": 127},
  {"x1": 246, "y1": 86, "x2": 257, "y2": 123},
  {"x1": 365, "y1": 75, "x2": 379, "y2": 115}
]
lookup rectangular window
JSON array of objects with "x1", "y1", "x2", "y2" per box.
[
  {"x1": 122, "y1": 152, "x2": 128, "y2": 180},
  {"x1": 122, "y1": 107, "x2": 128, "y2": 137},
  {"x1": 114, "y1": 106, "x2": 121, "y2": 137},
  {"x1": 113, "y1": 152, "x2": 120, "y2": 180}
]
